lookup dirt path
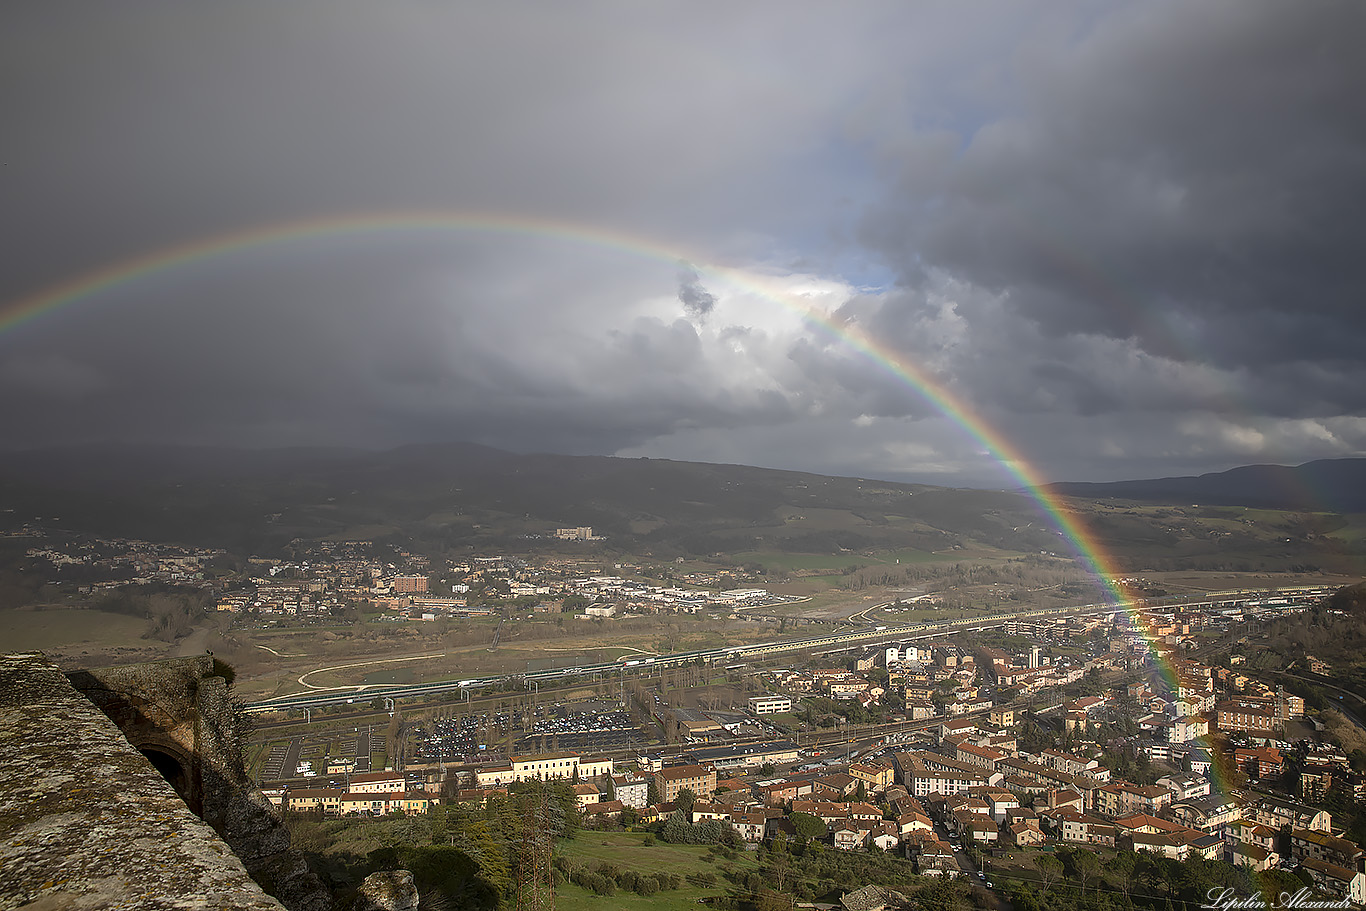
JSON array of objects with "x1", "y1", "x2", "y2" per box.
[{"x1": 296, "y1": 651, "x2": 447, "y2": 690}]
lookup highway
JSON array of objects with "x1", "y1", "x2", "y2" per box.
[
  {"x1": 240, "y1": 586, "x2": 1328, "y2": 716},
  {"x1": 240, "y1": 601, "x2": 1123, "y2": 714}
]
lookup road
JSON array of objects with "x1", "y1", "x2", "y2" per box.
[
  {"x1": 1271, "y1": 670, "x2": 1366, "y2": 730},
  {"x1": 934, "y1": 820, "x2": 1010, "y2": 911},
  {"x1": 353, "y1": 727, "x2": 372, "y2": 772},
  {"x1": 242, "y1": 600, "x2": 1123, "y2": 713},
  {"x1": 171, "y1": 625, "x2": 214, "y2": 657},
  {"x1": 296, "y1": 652, "x2": 447, "y2": 691},
  {"x1": 242, "y1": 587, "x2": 1324, "y2": 715}
]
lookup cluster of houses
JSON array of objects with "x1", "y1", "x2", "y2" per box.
[
  {"x1": 263, "y1": 769, "x2": 438, "y2": 818},
  {"x1": 264, "y1": 696, "x2": 1364, "y2": 905},
  {"x1": 384, "y1": 706, "x2": 1361, "y2": 902},
  {"x1": 23, "y1": 534, "x2": 228, "y2": 593},
  {"x1": 576, "y1": 700, "x2": 1366, "y2": 901}
]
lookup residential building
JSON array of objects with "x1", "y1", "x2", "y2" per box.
[
  {"x1": 510, "y1": 752, "x2": 581, "y2": 782},
  {"x1": 1242, "y1": 793, "x2": 1332, "y2": 833},
  {"x1": 1168, "y1": 796, "x2": 1242, "y2": 837},
  {"x1": 1215, "y1": 700, "x2": 1280, "y2": 736},
  {"x1": 654, "y1": 764, "x2": 717, "y2": 803},
  {"x1": 578, "y1": 756, "x2": 614, "y2": 779},
  {"x1": 849, "y1": 760, "x2": 895, "y2": 792},
  {"x1": 572, "y1": 783, "x2": 602, "y2": 810},
  {"x1": 1289, "y1": 829, "x2": 1365, "y2": 871},
  {"x1": 1156, "y1": 774, "x2": 1210, "y2": 801},
  {"x1": 1299, "y1": 859, "x2": 1365, "y2": 905},
  {"x1": 610, "y1": 775, "x2": 650, "y2": 809},
  {"x1": 281, "y1": 788, "x2": 342, "y2": 815},
  {"x1": 1093, "y1": 782, "x2": 1172, "y2": 817},
  {"x1": 1234, "y1": 746, "x2": 1284, "y2": 781},
  {"x1": 339, "y1": 791, "x2": 435, "y2": 816},
  {"x1": 347, "y1": 771, "x2": 408, "y2": 794}
]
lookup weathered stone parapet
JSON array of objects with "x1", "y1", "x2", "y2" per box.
[
  {"x1": 64, "y1": 654, "x2": 333, "y2": 911},
  {"x1": 0, "y1": 652, "x2": 286, "y2": 910}
]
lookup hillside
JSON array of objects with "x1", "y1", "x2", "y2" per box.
[
  {"x1": 0, "y1": 443, "x2": 1057, "y2": 559},
  {"x1": 1044, "y1": 459, "x2": 1366, "y2": 513},
  {"x1": 1, "y1": 445, "x2": 1362, "y2": 575}
]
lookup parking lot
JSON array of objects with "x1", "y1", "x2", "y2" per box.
[
  {"x1": 413, "y1": 700, "x2": 644, "y2": 761},
  {"x1": 253, "y1": 726, "x2": 377, "y2": 783}
]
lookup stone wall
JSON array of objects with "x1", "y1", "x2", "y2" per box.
[
  {"x1": 67, "y1": 655, "x2": 333, "y2": 911},
  {"x1": 1, "y1": 653, "x2": 415, "y2": 911},
  {"x1": 0, "y1": 651, "x2": 287, "y2": 910}
]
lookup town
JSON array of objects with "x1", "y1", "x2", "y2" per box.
[
  {"x1": 19, "y1": 527, "x2": 801, "y2": 621},
  {"x1": 11, "y1": 520, "x2": 1366, "y2": 908},
  {"x1": 248, "y1": 586, "x2": 1365, "y2": 907}
]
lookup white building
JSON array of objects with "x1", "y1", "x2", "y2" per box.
[
  {"x1": 884, "y1": 645, "x2": 924, "y2": 667},
  {"x1": 748, "y1": 695, "x2": 792, "y2": 715},
  {"x1": 610, "y1": 775, "x2": 650, "y2": 808}
]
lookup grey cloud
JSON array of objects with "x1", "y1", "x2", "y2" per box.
[
  {"x1": 2, "y1": 1, "x2": 1363, "y2": 485},
  {"x1": 858, "y1": 0, "x2": 1366, "y2": 423},
  {"x1": 677, "y1": 266, "x2": 717, "y2": 321}
]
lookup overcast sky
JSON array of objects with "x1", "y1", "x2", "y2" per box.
[{"x1": 3, "y1": 1, "x2": 1363, "y2": 486}]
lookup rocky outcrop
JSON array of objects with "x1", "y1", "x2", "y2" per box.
[
  {"x1": 2, "y1": 652, "x2": 418, "y2": 911},
  {"x1": 212, "y1": 784, "x2": 333, "y2": 911},
  {"x1": 353, "y1": 871, "x2": 420, "y2": 911}
]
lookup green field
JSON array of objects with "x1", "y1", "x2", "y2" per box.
[
  {"x1": 732, "y1": 548, "x2": 952, "y2": 573},
  {"x1": 555, "y1": 831, "x2": 757, "y2": 911},
  {"x1": 1326, "y1": 515, "x2": 1366, "y2": 543}
]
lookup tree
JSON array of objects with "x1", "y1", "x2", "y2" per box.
[
  {"x1": 1110, "y1": 849, "x2": 1138, "y2": 892},
  {"x1": 675, "y1": 787, "x2": 697, "y2": 817},
  {"x1": 1069, "y1": 848, "x2": 1101, "y2": 895},
  {"x1": 788, "y1": 811, "x2": 826, "y2": 842},
  {"x1": 1034, "y1": 853, "x2": 1063, "y2": 890},
  {"x1": 756, "y1": 887, "x2": 793, "y2": 911},
  {"x1": 766, "y1": 835, "x2": 792, "y2": 894}
]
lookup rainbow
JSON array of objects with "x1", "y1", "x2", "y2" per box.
[{"x1": 0, "y1": 209, "x2": 1215, "y2": 779}]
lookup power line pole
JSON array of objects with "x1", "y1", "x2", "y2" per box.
[{"x1": 513, "y1": 785, "x2": 556, "y2": 911}]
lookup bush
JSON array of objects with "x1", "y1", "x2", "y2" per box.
[
  {"x1": 571, "y1": 870, "x2": 616, "y2": 896},
  {"x1": 637, "y1": 876, "x2": 659, "y2": 895}
]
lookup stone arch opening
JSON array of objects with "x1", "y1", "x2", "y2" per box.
[{"x1": 141, "y1": 745, "x2": 192, "y2": 807}]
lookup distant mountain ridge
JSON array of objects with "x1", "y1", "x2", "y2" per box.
[
  {"x1": 0, "y1": 442, "x2": 1055, "y2": 556},
  {"x1": 1, "y1": 444, "x2": 1361, "y2": 572},
  {"x1": 1044, "y1": 458, "x2": 1366, "y2": 513}
]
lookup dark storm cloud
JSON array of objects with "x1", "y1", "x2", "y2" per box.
[
  {"x1": 677, "y1": 266, "x2": 717, "y2": 321},
  {"x1": 0, "y1": 1, "x2": 877, "y2": 297},
  {"x1": 860, "y1": 0, "x2": 1366, "y2": 411},
  {"x1": 3, "y1": 1, "x2": 1364, "y2": 484},
  {"x1": 0, "y1": 0, "x2": 865, "y2": 457},
  {"x1": 0, "y1": 239, "x2": 808, "y2": 455}
]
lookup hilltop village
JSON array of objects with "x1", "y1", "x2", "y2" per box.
[{"x1": 16, "y1": 529, "x2": 799, "y2": 619}]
